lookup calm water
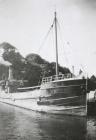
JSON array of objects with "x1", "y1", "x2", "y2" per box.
[{"x1": 0, "y1": 102, "x2": 96, "y2": 140}]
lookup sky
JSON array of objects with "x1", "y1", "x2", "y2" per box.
[{"x1": 0, "y1": 0, "x2": 96, "y2": 76}]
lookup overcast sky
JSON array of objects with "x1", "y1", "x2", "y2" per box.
[{"x1": 0, "y1": 0, "x2": 96, "y2": 76}]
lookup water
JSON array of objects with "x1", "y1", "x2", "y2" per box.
[{"x1": 0, "y1": 102, "x2": 96, "y2": 140}]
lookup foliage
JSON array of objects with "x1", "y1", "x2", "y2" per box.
[
  {"x1": 0, "y1": 42, "x2": 71, "y2": 87},
  {"x1": 88, "y1": 75, "x2": 96, "y2": 91}
]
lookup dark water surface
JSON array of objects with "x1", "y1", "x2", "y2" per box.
[{"x1": 0, "y1": 102, "x2": 96, "y2": 140}]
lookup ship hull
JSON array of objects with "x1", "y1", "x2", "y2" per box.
[{"x1": 0, "y1": 78, "x2": 87, "y2": 116}]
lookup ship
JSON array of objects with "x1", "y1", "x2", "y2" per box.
[{"x1": 0, "y1": 12, "x2": 88, "y2": 116}]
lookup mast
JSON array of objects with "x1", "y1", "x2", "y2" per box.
[
  {"x1": 85, "y1": 75, "x2": 88, "y2": 115},
  {"x1": 54, "y1": 11, "x2": 59, "y2": 76}
]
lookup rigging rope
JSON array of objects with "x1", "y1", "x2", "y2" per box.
[
  {"x1": 66, "y1": 42, "x2": 86, "y2": 73},
  {"x1": 37, "y1": 14, "x2": 86, "y2": 74},
  {"x1": 56, "y1": 19, "x2": 69, "y2": 65},
  {"x1": 56, "y1": 17, "x2": 86, "y2": 74},
  {"x1": 37, "y1": 20, "x2": 54, "y2": 54}
]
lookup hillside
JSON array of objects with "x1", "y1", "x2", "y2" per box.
[{"x1": 0, "y1": 42, "x2": 71, "y2": 86}]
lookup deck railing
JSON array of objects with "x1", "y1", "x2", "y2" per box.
[{"x1": 42, "y1": 73, "x2": 72, "y2": 84}]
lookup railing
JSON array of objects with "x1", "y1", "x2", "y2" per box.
[{"x1": 42, "y1": 73, "x2": 72, "y2": 83}]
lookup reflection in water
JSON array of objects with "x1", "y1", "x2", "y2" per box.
[
  {"x1": 87, "y1": 117, "x2": 96, "y2": 140},
  {"x1": 0, "y1": 102, "x2": 96, "y2": 140}
]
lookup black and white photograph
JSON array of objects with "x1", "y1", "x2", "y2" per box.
[{"x1": 0, "y1": 0, "x2": 96, "y2": 140}]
